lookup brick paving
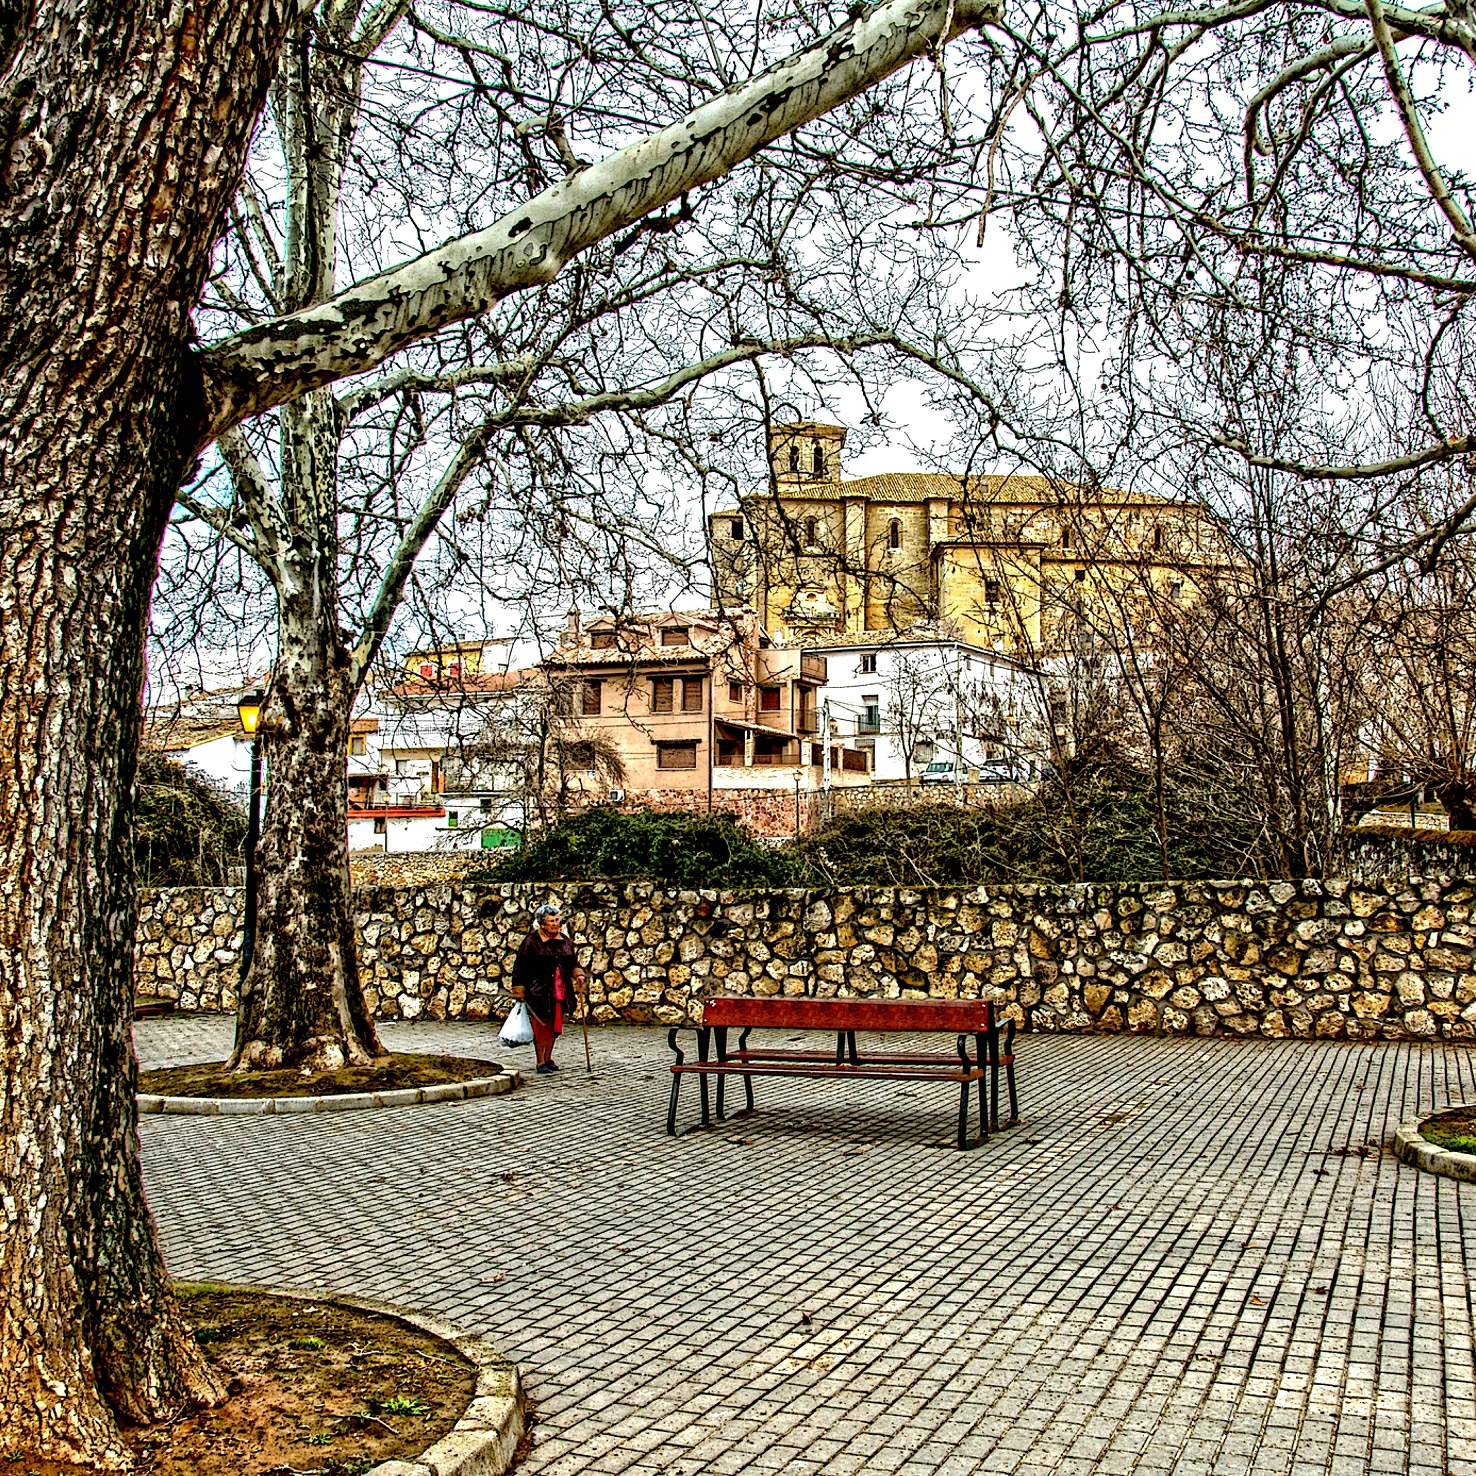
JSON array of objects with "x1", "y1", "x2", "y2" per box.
[{"x1": 134, "y1": 1017, "x2": 1476, "y2": 1475}]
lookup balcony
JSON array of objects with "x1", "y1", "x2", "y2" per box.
[{"x1": 800, "y1": 654, "x2": 827, "y2": 682}]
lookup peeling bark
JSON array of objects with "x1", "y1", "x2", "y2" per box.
[
  {"x1": 230, "y1": 390, "x2": 385, "y2": 1072},
  {"x1": 196, "y1": 0, "x2": 1000, "y2": 442},
  {"x1": 230, "y1": 615, "x2": 384, "y2": 1072},
  {"x1": 0, "y1": 0, "x2": 295, "y2": 1462}
]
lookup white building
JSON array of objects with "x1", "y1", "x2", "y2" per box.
[
  {"x1": 353, "y1": 647, "x2": 530, "y2": 854},
  {"x1": 806, "y1": 635, "x2": 1045, "y2": 785},
  {"x1": 146, "y1": 659, "x2": 529, "y2": 857}
]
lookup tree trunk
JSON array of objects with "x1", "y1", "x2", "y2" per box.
[
  {"x1": 0, "y1": 2, "x2": 294, "y2": 1460},
  {"x1": 230, "y1": 393, "x2": 385, "y2": 1074},
  {"x1": 230, "y1": 640, "x2": 384, "y2": 1072}
]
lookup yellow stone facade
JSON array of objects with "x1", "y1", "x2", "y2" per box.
[{"x1": 710, "y1": 423, "x2": 1222, "y2": 653}]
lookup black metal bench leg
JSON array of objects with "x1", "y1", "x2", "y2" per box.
[
  {"x1": 975, "y1": 1031, "x2": 989, "y2": 1142},
  {"x1": 715, "y1": 1026, "x2": 728, "y2": 1120},
  {"x1": 988, "y1": 1017, "x2": 1001, "y2": 1131},
  {"x1": 666, "y1": 1028, "x2": 684, "y2": 1136},
  {"x1": 739, "y1": 1027, "x2": 754, "y2": 1113},
  {"x1": 1005, "y1": 1020, "x2": 1019, "y2": 1123},
  {"x1": 697, "y1": 1026, "x2": 711, "y2": 1127},
  {"x1": 956, "y1": 1035, "x2": 971, "y2": 1150}
]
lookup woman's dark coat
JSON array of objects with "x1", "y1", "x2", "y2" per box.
[{"x1": 511, "y1": 929, "x2": 578, "y2": 1025}]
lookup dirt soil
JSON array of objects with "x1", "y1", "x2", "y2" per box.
[
  {"x1": 1420, "y1": 1106, "x2": 1476, "y2": 1155},
  {"x1": 139, "y1": 1053, "x2": 502, "y2": 1100},
  {"x1": 10, "y1": 1289, "x2": 477, "y2": 1476}
]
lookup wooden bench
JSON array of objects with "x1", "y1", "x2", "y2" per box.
[{"x1": 666, "y1": 996, "x2": 1018, "y2": 1150}]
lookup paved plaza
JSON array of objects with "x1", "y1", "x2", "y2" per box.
[{"x1": 135, "y1": 1017, "x2": 1476, "y2": 1476}]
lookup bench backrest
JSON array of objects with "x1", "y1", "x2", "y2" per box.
[{"x1": 702, "y1": 996, "x2": 993, "y2": 1032}]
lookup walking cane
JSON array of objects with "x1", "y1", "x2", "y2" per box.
[{"x1": 578, "y1": 972, "x2": 593, "y2": 1074}]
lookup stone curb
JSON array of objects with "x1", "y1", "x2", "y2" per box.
[
  {"x1": 175, "y1": 1280, "x2": 524, "y2": 1476},
  {"x1": 1392, "y1": 1105, "x2": 1476, "y2": 1183},
  {"x1": 139, "y1": 1071, "x2": 520, "y2": 1116}
]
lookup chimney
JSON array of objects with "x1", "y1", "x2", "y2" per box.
[{"x1": 565, "y1": 608, "x2": 581, "y2": 645}]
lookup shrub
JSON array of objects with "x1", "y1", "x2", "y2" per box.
[
  {"x1": 135, "y1": 751, "x2": 248, "y2": 887},
  {"x1": 797, "y1": 777, "x2": 1252, "y2": 886},
  {"x1": 477, "y1": 806, "x2": 809, "y2": 889}
]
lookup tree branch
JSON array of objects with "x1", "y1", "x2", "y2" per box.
[
  {"x1": 173, "y1": 488, "x2": 260, "y2": 560},
  {"x1": 216, "y1": 427, "x2": 288, "y2": 571},
  {"x1": 1212, "y1": 432, "x2": 1472, "y2": 479},
  {"x1": 194, "y1": 0, "x2": 1001, "y2": 448},
  {"x1": 337, "y1": 359, "x2": 537, "y2": 421},
  {"x1": 496, "y1": 333, "x2": 901, "y2": 428},
  {"x1": 1364, "y1": 0, "x2": 1476, "y2": 261},
  {"x1": 349, "y1": 426, "x2": 495, "y2": 684}
]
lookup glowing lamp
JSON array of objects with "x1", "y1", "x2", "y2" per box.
[{"x1": 236, "y1": 690, "x2": 265, "y2": 735}]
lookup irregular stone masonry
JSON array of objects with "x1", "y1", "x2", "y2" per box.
[{"x1": 137, "y1": 875, "x2": 1476, "y2": 1040}]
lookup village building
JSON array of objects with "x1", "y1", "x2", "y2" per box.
[
  {"x1": 353, "y1": 644, "x2": 527, "y2": 853},
  {"x1": 710, "y1": 422, "x2": 1222, "y2": 653},
  {"x1": 145, "y1": 679, "x2": 377, "y2": 811},
  {"x1": 804, "y1": 632, "x2": 1045, "y2": 785},
  {"x1": 544, "y1": 607, "x2": 871, "y2": 836}
]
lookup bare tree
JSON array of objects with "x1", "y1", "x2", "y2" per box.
[
  {"x1": 165, "y1": 13, "x2": 950, "y2": 1071},
  {"x1": 1353, "y1": 553, "x2": 1476, "y2": 828}
]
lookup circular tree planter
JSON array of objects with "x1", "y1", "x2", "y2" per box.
[
  {"x1": 1393, "y1": 1103, "x2": 1476, "y2": 1183},
  {"x1": 139, "y1": 1054, "x2": 521, "y2": 1116},
  {"x1": 176, "y1": 1280, "x2": 525, "y2": 1476}
]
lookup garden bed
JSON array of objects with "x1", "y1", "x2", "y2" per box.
[
  {"x1": 17, "y1": 1288, "x2": 476, "y2": 1476},
  {"x1": 139, "y1": 1053, "x2": 502, "y2": 1100},
  {"x1": 1419, "y1": 1105, "x2": 1476, "y2": 1155}
]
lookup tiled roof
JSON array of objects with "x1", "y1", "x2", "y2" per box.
[
  {"x1": 719, "y1": 472, "x2": 1171, "y2": 509},
  {"x1": 551, "y1": 608, "x2": 775, "y2": 667},
  {"x1": 378, "y1": 670, "x2": 524, "y2": 699},
  {"x1": 143, "y1": 717, "x2": 241, "y2": 752}
]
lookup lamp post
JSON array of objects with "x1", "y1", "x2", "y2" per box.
[{"x1": 236, "y1": 689, "x2": 265, "y2": 985}]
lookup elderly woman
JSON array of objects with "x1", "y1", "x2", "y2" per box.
[{"x1": 510, "y1": 902, "x2": 586, "y2": 1073}]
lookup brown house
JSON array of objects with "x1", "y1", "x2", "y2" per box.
[{"x1": 544, "y1": 607, "x2": 868, "y2": 832}]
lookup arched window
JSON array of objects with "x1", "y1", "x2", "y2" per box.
[
  {"x1": 804, "y1": 516, "x2": 818, "y2": 546},
  {"x1": 813, "y1": 444, "x2": 824, "y2": 475},
  {"x1": 788, "y1": 444, "x2": 800, "y2": 472},
  {"x1": 888, "y1": 518, "x2": 902, "y2": 550},
  {"x1": 1152, "y1": 525, "x2": 1164, "y2": 552},
  {"x1": 1061, "y1": 527, "x2": 1073, "y2": 549}
]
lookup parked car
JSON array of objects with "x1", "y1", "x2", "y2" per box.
[{"x1": 920, "y1": 755, "x2": 1029, "y2": 784}]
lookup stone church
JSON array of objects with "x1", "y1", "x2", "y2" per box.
[{"x1": 709, "y1": 422, "x2": 1221, "y2": 653}]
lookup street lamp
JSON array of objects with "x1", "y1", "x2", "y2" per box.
[{"x1": 236, "y1": 689, "x2": 265, "y2": 984}]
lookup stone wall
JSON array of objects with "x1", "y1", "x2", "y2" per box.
[
  {"x1": 137, "y1": 889, "x2": 243, "y2": 1012},
  {"x1": 139, "y1": 875, "x2": 1476, "y2": 1039},
  {"x1": 1345, "y1": 826, "x2": 1476, "y2": 882}
]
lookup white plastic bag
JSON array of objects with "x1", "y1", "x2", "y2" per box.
[{"x1": 499, "y1": 1001, "x2": 535, "y2": 1047}]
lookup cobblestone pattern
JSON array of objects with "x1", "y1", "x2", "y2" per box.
[
  {"x1": 140, "y1": 877, "x2": 1476, "y2": 1040},
  {"x1": 135, "y1": 1017, "x2": 1476, "y2": 1476}
]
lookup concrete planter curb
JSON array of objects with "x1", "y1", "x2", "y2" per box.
[
  {"x1": 1393, "y1": 1105, "x2": 1476, "y2": 1183},
  {"x1": 176, "y1": 1280, "x2": 524, "y2": 1476},
  {"x1": 140, "y1": 1070, "x2": 519, "y2": 1116}
]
